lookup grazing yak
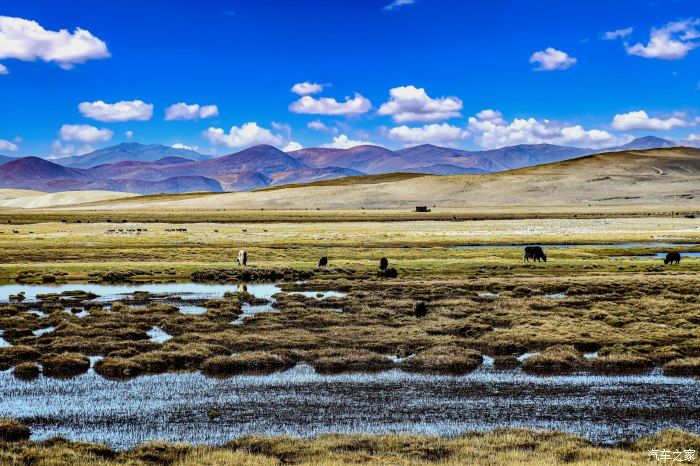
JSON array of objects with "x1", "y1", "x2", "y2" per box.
[
  {"x1": 236, "y1": 250, "x2": 247, "y2": 266},
  {"x1": 413, "y1": 301, "x2": 427, "y2": 318},
  {"x1": 524, "y1": 246, "x2": 547, "y2": 262},
  {"x1": 318, "y1": 256, "x2": 328, "y2": 267},
  {"x1": 664, "y1": 252, "x2": 681, "y2": 265},
  {"x1": 380, "y1": 257, "x2": 389, "y2": 271}
]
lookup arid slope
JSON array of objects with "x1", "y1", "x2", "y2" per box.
[{"x1": 50, "y1": 147, "x2": 700, "y2": 210}]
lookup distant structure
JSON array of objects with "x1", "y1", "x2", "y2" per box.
[
  {"x1": 318, "y1": 256, "x2": 328, "y2": 267},
  {"x1": 415, "y1": 206, "x2": 431, "y2": 212},
  {"x1": 237, "y1": 250, "x2": 247, "y2": 266}
]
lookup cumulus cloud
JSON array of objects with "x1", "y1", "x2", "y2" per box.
[
  {"x1": 165, "y1": 102, "x2": 218, "y2": 121},
  {"x1": 468, "y1": 110, "x2": 629, "y2": 149},
  {"x1": 378, "y1": 85, "x2": 463, "y2": 123},
  {"x1": 51, "y1": 140, "x2": 94, "y2": 157},
  {"x1": 307, "y1": 120, "x2": 337, "y2": 133},
  {"x1": 0, "y1": 16, "x2": 109, "y2": 69},
  {"x1": 203, "y1": 122, "x2": 286, "y2": 149},
  {"x1": 59, "y1": 124, "x2": 113, "y2": 143},
  {"x1": 529, "y1": 47, "x2": 577, "y2": 71},
  {"x1": 611, "y1": 110, "x2": 687, "y2": 130},
  {"x1": 79, "y1": 100, "x2": 153, "y2": 122},
  {"x1": 0, "y1": 139, "x2": 19, "y2": 152},
  {"x1": 289, "y1": 93, "x2": 371, "y2": 115},
  {"x1": 322, "y1": 134, "x2": 374, "y2": 149},
  {"x1": 388, "y1": 123, "x2": 468, "y2": 146},
  {"x1": 171, "y1": 143, "x2": 199, "y2": 151},
  {"x1": 291, "y1": 82, "x2": 325, "y2": 95},
  {"x1": 603, "y1": 27, "x2": 633, "y2": 40},
  {"x1": 384, "y1": 0, "x2": 415, "y2": 11},
  {"x1": 283, "y1": 141, "x2": 302, "y2": 152},
  {"x1": 475, "y1": 109, "x2": 505, "y2": 123},
  {"x1": 125, "y1": 130, "x2": 133, "y2": 139},
  {"x1": 626, "y1": 18, "x2": 699, "y2": 60},
  {"x1": 0, "y1": 64, "x2": 7, "y2": 75}
]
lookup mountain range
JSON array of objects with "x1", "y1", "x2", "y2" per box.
[{"x1": 0, "y1": 136, "x2": 684, "y2": 194}]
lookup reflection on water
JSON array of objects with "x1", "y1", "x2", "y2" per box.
[
  {"x1": 0, "y1": 282, "x2": 347, "y2": 325},
  {"x1": 147, "y1": 326, "x2": 172, "y2": 344},
  {"x1": 32, "y1": 327, "x2": 55, "y2": 337},
  {"x1": 0, "y1": 365, "x2": 696, "y2": 449}
]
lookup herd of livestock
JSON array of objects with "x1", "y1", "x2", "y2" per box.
[{"x1": 233, "y1": 245, "x2": 684, "y2": 268}]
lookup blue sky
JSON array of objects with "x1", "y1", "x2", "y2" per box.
[{"x1": 0, "y1": 0, "x2": 698, "y2": 158}]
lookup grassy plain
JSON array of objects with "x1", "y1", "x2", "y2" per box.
[
  {"x1": 1, "y1": 427, "x2": 697, "y2": 465},
  {"x1": 0, "y1": 209, "x2": 698, "y2": 463}
]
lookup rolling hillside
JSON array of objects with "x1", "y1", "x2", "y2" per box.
[{"x1": 77, "y1": 147, "x2": 699, "y2": 210}]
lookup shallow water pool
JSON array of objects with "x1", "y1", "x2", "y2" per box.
[{"x1": 0, "y1": 365, "x2": 696, "y2": 449}]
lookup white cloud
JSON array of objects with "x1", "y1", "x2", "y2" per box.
[
  {"x1": 289, "y1": 93, "x2": 371, "y2": 115},
  {"x1": 681, "y1": 133, "x2": 700, "y2": 148},
  {"x1": 322, "y1": 134, "x2": 374, "y2": 149},
  {"x1": 603, "y1": 27, "x2": 633, "y2": 40},
  {"x1": 125, "y1": 130, "x2": 133, "y2": 139},
  {"x1": 204, "y1": 122, "x2": 285, "y2": 149},
  {"x1": 625, "y1": 19, "x2": 699, "y2": 60},
  {"x1": 59, "y1": 124, "x2": 113, "y2": 143},
  {"x1": 51, "y1": 140, "x2": 94, "y2": 157},
  {"x1": 171, "y1": 143, "x2": 199, "y2": 151},
  {"x1": 468, "y1": 110, "x2": 629, "y2": 149},
  {"x1": 307, "y1": 120, "x2": 337, "y2": 133},
  {"x1": 611, "y1": 110, "x2": 687, "y2": 130},
  {"x1": 378, "y1": 85, "x2": 462, "y2": 123},
  {"x1": 475, "y1": 109, "x2": 505, "y2": 123},
  {"x1": 388, "y1": 123, "x2": 468, "y2": 146},
  {"x1": 164, "y1": 102, "x2": 219, "y2": 121},
  {"x1": 0, "y1": 64, "x2": 7, "y2": 75},
  {"x1": 529, "y1": 47, "x2": 577, "y2": 71},
  {"x1": 271, "y1": 121, "x2": 292, "y2": 137},
  {"x1": 291, "y1": 82, "x2": 325, "y2": 95},
  {"x1": 0, "y1": 16, "x2": 109, "y2": 69},
  {"x1": 0, "y1": 139, "x2": 19, "y2": 152},
  {"x1": 78, "y1": 100, "x2": 153, "y2": 122},
  {"x1": 384, "y1": 0, "x2": 415, "y2": 11},
  {"x1": 282, "y1": 141, "x2": 302, "y2": 152}
]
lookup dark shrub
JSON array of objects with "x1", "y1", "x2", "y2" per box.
[
  {"x1": 522, "y1": 345, "x2": 584, "y2": 375},
  {"x1": 41, "y1": 353, "x2": 90, "y2": 379},
  {"x1": 95, "y1": 358, "x2": 143, "y2": 380},
  {"x1": 0, "y1": 419, "x2": 30, "y2": 442},
  {"x1": 663, "y1": 357, "x2": 700, "y2": 377},
  {"x1": 312, "y1": 349, "x2": 392, "y2": 374},
  {"x1": 402, "y1": 346, "x2": 482, "y2": 374},
  {"x1": 0, "y1": 346, "x2": 40, "y2": 370},
  {"x1": 13, "y1": 362, "x2": 40, "y2": 380},
  {"x1": 588, "y1": 355, "x2": 654, "y2": 375},
  {"x1": 202, "y1": 352, "x2": 292, "y2": 377}
]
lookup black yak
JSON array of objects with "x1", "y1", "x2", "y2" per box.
[
  {"x1": 524, "y1": 246, "x2": 547, "y2": 262},
  {"x1": 664, "y1": 252, "x2": 681, "y2": 265},
  {"x1": 380, "y1": 257, "x2": 389, "y2": 270},
  {"x1": 413, "y1": 301, "x2": 427, "y2": 318},
  {"x1": 318, "y1": 256, "x2": 328, "y2": 267}
]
